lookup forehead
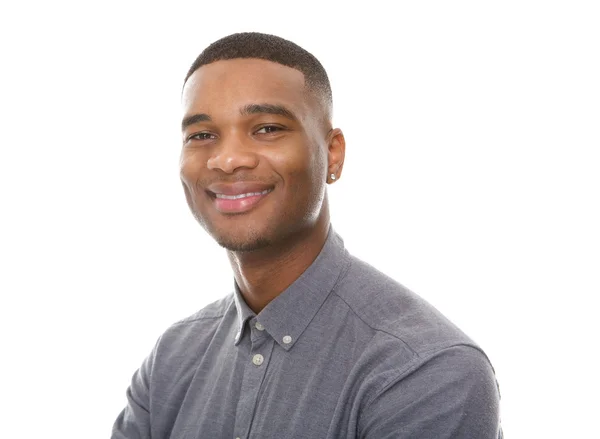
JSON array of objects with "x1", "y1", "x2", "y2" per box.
[{"x1": 182, "y1": 59, "x2": 308, "y2": 118}]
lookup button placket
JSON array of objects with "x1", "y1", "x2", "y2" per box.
[{"x1": 233, "y1": 328, "x2": 274, "y2": 439}]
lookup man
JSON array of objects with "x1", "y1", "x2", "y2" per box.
[{"x1": 112, "y1": 32, "x2": 502, "y2": 438}]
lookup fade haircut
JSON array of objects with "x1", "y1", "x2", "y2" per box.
[{"x1": 184, "y1": 32, "x2": 333, "y2": 119}]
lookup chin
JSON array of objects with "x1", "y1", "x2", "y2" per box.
[
  {"x1": 209, "y1": 224, "x2": 274, "y2": 252},
  {"x1": 215, "y1": 234, "x2": 272, "y2": 252},
  {"x1": 198, "y1": 206, "x2": 306, "y2": 253}
]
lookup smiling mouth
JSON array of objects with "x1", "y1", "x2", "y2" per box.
[
  {"x1": 214, "y1": 189, "x2": 272, "y2": 200},
  {"x1": 209, "y1": 188, "x2": 273, "y2": 214}
]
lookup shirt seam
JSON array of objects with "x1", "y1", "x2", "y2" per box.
[
  {"x1": 170, "y1": 296, "x2": 234, "y2": 326},
  {"x1": 358, "y1": 343, "x2": 491, "y2": 434},
  {"x1": 334, "y1": 298, "x2": 418, "y2": 356},
  {"x1": 331, "y1": 262, "x2": 419, "y2": 358}
]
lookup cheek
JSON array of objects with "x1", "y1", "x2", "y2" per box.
[
  {"x1": 179, "y1": 152, "x2": 204, "y2": 190},
  {"x1": 179, "y1": 155, "x2": 209, "y2": 211},
  {"x1": 269, "y1": 146, "x2": 312, "y2": 184},
  {"x1": 268, "y1": 141, "x2": 327, "y2": 201}
]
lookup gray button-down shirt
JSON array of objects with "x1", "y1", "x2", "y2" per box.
[{"x1": 112, "y1": 229, "x2": 501, "y2": 438}]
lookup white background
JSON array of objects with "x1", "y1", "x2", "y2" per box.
[{"x1": 1, "y1": 1, "x2": 598, "y2": 437}]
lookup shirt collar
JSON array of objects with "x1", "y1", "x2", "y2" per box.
[
  {"x1": 233, "y1": 226, "x2": 349, "y2": 350},
  {"x1": 233, "y1": 282, "x2": 256, "y2": 344}
]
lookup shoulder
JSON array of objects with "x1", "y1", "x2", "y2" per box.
[
  {"x1": 330, "y1": 253, "x2": 501, "y2": 436},
  {"x1": 155, "y1": 294, "x2": 235, "y2": 350},
  {"x1": 359, "y1": 344, "x2": 501, "y2": 438},
  {"x1": 334, "y1": 255, "x2": 478, "y2": 355},
  {"x1": 172, "y1": 294, "x2": 234, "y2": 325}
]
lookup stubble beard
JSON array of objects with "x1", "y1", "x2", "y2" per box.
[
  {"x1": 214, "y1": 229, "x2": 273, "y2": 252},
  {"x1": 195, "y1": 211, "x2": 276, "y2": 252}
]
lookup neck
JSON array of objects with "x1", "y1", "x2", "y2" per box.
[{"x1": 228, "y1": 211, "x2": 330, "y2": 314}]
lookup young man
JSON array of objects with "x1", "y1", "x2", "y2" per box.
[{"x1": 112, "y1": 32, "x2": 502, "y2": 438}]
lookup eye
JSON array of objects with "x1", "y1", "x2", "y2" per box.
[
  {"x1": 255, "y1": 125, "x2": 284, "y2": 135},
  {"x1": 188, "y1": 132, "x2": 217, "y2": 141}
]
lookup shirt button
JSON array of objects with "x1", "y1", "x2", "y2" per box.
[
  {"x1": 283, "y1": 335, "x2": 292, "y2": 344},
  {"x1": 252, "y1": 354, "x2": 264, "y2": 366},
  {"x1": 255, "y1": 321, "x2": 265, "y2": 331}
]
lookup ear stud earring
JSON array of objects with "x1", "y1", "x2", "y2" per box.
[{"x1": 330, "y1": 174, "x2": 336, "y2": 181}]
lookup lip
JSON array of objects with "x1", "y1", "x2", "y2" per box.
[
  {"x1": 207, "y1": 181, "x2": 273, "y2": 196},
  {"x1": 206, "y1": 182, "x2": 274, "y2": 214}
]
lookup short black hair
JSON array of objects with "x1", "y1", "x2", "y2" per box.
[{"x1": 184, "y1": 32, "x2": 333, "y2": 115}]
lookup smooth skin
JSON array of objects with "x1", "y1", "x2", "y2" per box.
[{"x1": 180, "y1": 58, "x2": 345, "y2": 313}]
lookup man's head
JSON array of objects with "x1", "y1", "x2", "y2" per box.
[
  {"x1": 183, "y1": 32, "x2": 333, "y2": 123},
  {"x1": 179, "y1": 32, "x2": 345, "y2": 252}
]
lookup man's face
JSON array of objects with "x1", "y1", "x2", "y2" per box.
[{"x1": 180, "y1": 59, "x2": 330, "y2": 251}]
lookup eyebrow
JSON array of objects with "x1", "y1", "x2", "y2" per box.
[
  {"x1": 181, "y1": 103, "x2": 298, "y2": 132},
  {"x1": 181, "y1": 113, "x2": 211, "y2": 131},
  {"x1": 239, "y1": 103, "x2": 298, "y2": 121}
]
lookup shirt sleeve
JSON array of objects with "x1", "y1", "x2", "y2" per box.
[
  {"x1": 359, "y1": 345, "x2": 502, "y2": 439},
  {"x1": 111, "y1": 338, "x2": 160, "y2": 439}
]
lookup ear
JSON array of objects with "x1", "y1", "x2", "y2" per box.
[{"x1": 326, "y1": 128, "x2": 346, "y2": 183}]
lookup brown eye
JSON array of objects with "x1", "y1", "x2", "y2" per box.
[
  {"x1": 189, "y1": 132, "x2": 216, "y2": 141},
  {"x1": 255, "y1": 125, "x2": 283, "y2": 134}
]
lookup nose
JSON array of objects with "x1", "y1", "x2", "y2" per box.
[{"x1": 206, "y1": 133, "x2": 259, "y2": 174}]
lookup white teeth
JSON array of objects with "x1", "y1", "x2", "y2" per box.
[{"x1": 215, "y1": 189, "x2": 270, "y2": 200}]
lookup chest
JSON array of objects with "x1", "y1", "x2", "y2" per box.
[{"x1": 150, "y1": 326, "x2": 371, "y2": 439}]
